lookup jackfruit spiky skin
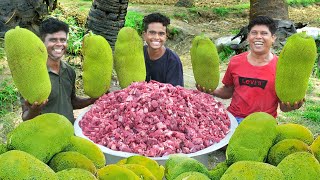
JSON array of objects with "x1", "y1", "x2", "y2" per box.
[
  {"x1": 310, "y1": 136, "x2": 320, "y2": 162},
  {"x1": 63, "y1": 136, "x2": 106, "y2": 168},
  {"x1": 97, "y1": 164, "x2": 140, "y2": 180},
  {"x1": 190, "y1": 35, "x2": 220, "y2": 90},
  {"x1": 48, "y1": 151, "x2": 96, "y2": 174},
  {"x1": 0, "y1": 143, "x2": 7, "y2": 155},
  {"x1": 165, "y1": 154, "x2": 209, "y2": 180},
  {"x1": 277, "y1": 152, "x2": 320, "y2": 180},
  {"x1": 221, "y1": 161, "x2": 284, "y2": 180},
  {"x1": 226, "y1": 112, "x2": 278, "y2": 165},
  {"x1": 4, "y1": 26, "x2": 50, "y2": 104},
  {"x1": 121, "y1": 164, "x2": 157, "y2": 180},
  {"x1": 7, "y1": 113, "x2": 74, "y2": 163},
  {"x1": 275, "y1": 32, "x2": 317, "y2": 105},
  {"x1": 114, "y1": 27, "x2": 146, "y2": 89},
  {"x1": 275, "y1": 123, "x2": 314, "y2": 145},
  {"x1": 126, "y1": 155, "x2": 165, "y2": 180},
  {"x1": 174, "y1": 171, "x2": 210, "y2": 180},
  {"x1": 0, "y1": 150, "x2": 58, "y2": 180},
  {"x1": 82, "y1": 33, "x2": 113, "y2": 98},
  {"x1": 208, "y1": 161, "x2": 229, "y2": 180},
  {"x1": 56, "y1": 168, "x2": 97, "y2": 180},
  {"x1": 267, "y1": 139, "x2": 310, "y2": 166}
]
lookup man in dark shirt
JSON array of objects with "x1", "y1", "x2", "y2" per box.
[
  {"x1": 21, "y1": 18, "x2": 96, "y2": 123},
  {"x1": 143, "y1": 13, "x2": 184, "y2": 87}
]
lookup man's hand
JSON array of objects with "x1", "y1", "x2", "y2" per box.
[
  {"x1": 280, "y1": 98, "x2": 305, "y2": 112},
  {"x1": 24, "y1": 99, "x2": 48, "y2": 112},
  {"x1": 196, "y1": 84, "x2": 215, "y2": 95}
]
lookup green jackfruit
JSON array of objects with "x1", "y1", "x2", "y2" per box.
[
  {"x1": 114, "y1": 27, "x2": 146, "y2": 88},
  {"x1": 82, "y1": 33, "x2": 113, "y2": 98},
  {"x1": 56, "y1": 168, "x2": 97, "y2": 180},
  {"x1": 125, "y1": 155, "x2": 165, "y2": 180},
  {"x1": 275, "y1": 32, "x2": 317, "y2": 105},
  {"x1": 277, "y1": 152, "x2": 320, "y2": 180},
  {"x1": 7, "y1": 113, "x2": 74, "y2": 163},
  {"x1": 121, "y1": 164, "x2": 157, "y2": 180},
  {"x1": 174, "y1": 171, "x2": 210, "y2": 180},
  {"x1": 190, "y1": 35, "x2": 220, "y2": 90},
  {"x1": 4, "y1": 26, "x2": 50, "y2": 104},
  {"x1": 275, "y1": 123, "x2": 314, "y2": 145},
  {"x1": 267, "y1": 139, "x2": 310, "y2": 166},
  {"x1": 221, "y1": 161, "x2": 284, "y2": 180},
  {"x1": 116, "y1": 158, "x2": 127, "y2": 165},
  {"x1": 310, "y1": 136, "x2": 320, "y2": 162},
  {"x1": 165, "y1": 154, "x2": 209, "y2": 180},
  {"x1": 0, "y1": 150, "x2": 58, "y2": 180},
  {"x1": 226, "y1": 112, "x2": 278, "y2": 165},
  {"x1": 208, "y1": 161, "x2": 229, "y2": 180},
  {"x1": 49, "y1": 151, "x2": 96, "y2": 173},
  {"x1": 97, "y1": 164, "x2": 140, "y2": 180},
  {"x1": 63, "y1": 136, "x2": 106, "y2": 168}
]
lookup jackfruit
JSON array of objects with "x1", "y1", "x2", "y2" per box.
[
  {"x1": 310, "y1": 135, "x2": 320, "y2": 162},
  {"x1": 174, "y1": 171, "x2": 210, "y2": 180},
  {"x1": 277, "y1": 152, "x2": 320, "y2": 180},
  {"x1": 4, "y1": 26, "x2": 50, "y2": 104},
  {"x1": 190, "y1": 35, "x2": 220, "y2": 90},
  {"x1": 0, "y1": 150, "x2": 58, "y2": 180},
  {"x1": 275, "y1": 32, "x2": 317, "y2": 105},
  {"x1": 121, "y1": 164, "x2": 157, "y2": 180},
  {"x1": 208, "y1": 161, "x2": 229, "y2": 180},
  {"x1": 114, "y1": 27, "x2": 146, "y2": 88},
  {"x1": 125, "y1": 155, "x2": 165, "y2": 180},
  {"x1": 82, "y1": 33, "x2": 113, "y2": 98},
  {"x1": 56, "y1": 168, "x2": 97, "y2": 180},
  {"x1": 267, "y1": 139, "x2": 310, "y2": 166},
  {"x1": 165, "y1": 154, "x2": 209, "y2": 180},
  {"x1": 0, "y1": 143, "x2": 7, "y2": 155},
  {"x1": 275, "y1": 123, "x2": 314, "y2": 145},
  {"x1": 63, "y1": 136, "x2": 106, "y2": 168},
  {"x1": 220, "y1": 161, "x2": 284, "y2": 180},
  {"x1": 116, "y1": 158, "x2": 127, "y2": 165},
  {"x1": 226, "y1": 112, "x2": 278, "y2": 165},
  {"x1": 49, "y1": 151, "x2": 96, "y2": 173},
  {"x1": 97, "y1": 164, "x2": 140, "y2": 180},
  {"x1": 7, "y1": 113, "x2": 74, "y2": 163}
]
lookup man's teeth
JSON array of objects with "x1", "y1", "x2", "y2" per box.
[
  {"x1": 254, "y1": 42, "x2": 263, "y2": 45},
  {"x1": 151, "y1": 42, "x2": 160, "y2": 45},
  {"x1": 54, "y1": 49, "x2": 63, "y2": 53}
]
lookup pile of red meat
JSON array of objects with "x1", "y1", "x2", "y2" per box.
[{"x1": 79, "y1": 81, "x2": 230, "y2": 157}]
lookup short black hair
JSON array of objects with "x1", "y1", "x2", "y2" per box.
[
  {"x1": 143, "y1": 13, "x2": 170, "y2": 32},
  {"x1": 248, "y1": 16, "x2": 277, "y2": 35},
  {"x1": 39, "y1": 18, "x2": 69, "y2": 40}
]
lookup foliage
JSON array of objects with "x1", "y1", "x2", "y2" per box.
[
  {"x1": 287, "y1": 0, "x2": 320, "y2": 6},
  {"x1": 0, "y1": 79, "x2": 19, "y2": 117},
  {"x1": 125, "y1": 11, "x2": 144, "y2": 35},
  {"x1": 218, "y1": 46, "x2": 235, "y2": 62}
]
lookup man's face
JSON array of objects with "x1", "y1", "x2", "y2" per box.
[
  {"x1": 247, "y1": 25, "x2": 276, "y2": 55},
  {"x1": 43, "y1": 31, "x2": 67, "y2": 61},
  {"x1": 143, "y1": 22, "x2": 167, "y2": 50}
]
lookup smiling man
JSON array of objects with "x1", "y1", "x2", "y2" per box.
[
  {"x1": 142, "y1": 13, "x2": 184, "y2": 87},
  {"x1": 21, "y1": 18, "x2": 97, "y2": 123}
]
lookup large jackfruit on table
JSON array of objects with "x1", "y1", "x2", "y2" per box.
[
  {"x1": 82, "y1": 33, "x2": 113, "y2": 98},
  {"x1": 275, "y1": 32, "x2": 317, "y2": 105},
  {"x1": 4, "y1": 26, "x2": 51, "y2": 104}
]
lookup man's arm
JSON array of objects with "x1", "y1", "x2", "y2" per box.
[
  {"x1": 71, "y1": 94, "x2": 97, "y2": 109},
  {"x1": 21, "y1": 98, "x2": 48, "y2": 121},
  {"x1": 197, "y1": 84, "x2": 234, "y2": 99}
]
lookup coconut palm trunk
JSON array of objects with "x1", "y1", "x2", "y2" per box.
[
  {"x1": 250, "y1": 0, "x2": 289, "y2": 21},
  {"x1": 86, "y1": 0, "x2": 129, "y2": 49}
]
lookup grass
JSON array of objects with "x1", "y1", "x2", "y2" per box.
[
  {"x1": 0, "y1": 79, "x2": 19, "y2": 117},
  {"x1": 287, "y1": 0, "x2": 320, "y2": 6},
  {"x1": 125, "y1": 11, "x2": 145, "y2": 35}
]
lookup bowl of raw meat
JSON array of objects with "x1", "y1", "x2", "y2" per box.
[{"x1": 74, "y1": 81, "x2": 238, "y2": 166}]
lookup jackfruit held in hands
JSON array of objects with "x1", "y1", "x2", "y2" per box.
[
  {"x1": 190, "y1": 35, "x2": 220, "y2": 90},
  {"x1": 226, "y1": 112, "x2": 278, "y2": 165},
  {"x1": 82, "y1": 33, "x2": 113, "y2": 98},
  {"x1": 4, "y1": 26, "x2": 50, "y2": 104},
  {"x1": 114, "y1": 27, "x2": 146, "y2": 89},
  {"x1": 275, "y1": 32, "x2": 317, "y2": 105},
  {"x1": 7, "y1": 113, "x2": 74, "y2": 163},
  {"x1": 275, "y1": 123, "x2": 314, "y2": 145},
  {"x1": 97, "y1": 164, "x2": 140, "y2": 180},
  {"x1": 0, "y1": 150, "x2": 58, "y2": 180},
  {"x1": 63, "y1": 136, "x2": 106, "y2": 169},
  {"x1": 56, "y1": 168, "x2": 97, "y2": 180}
]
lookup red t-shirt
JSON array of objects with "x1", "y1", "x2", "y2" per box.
[{"x1": 222, "y1": 52, "x2": 279, "y2": 118}]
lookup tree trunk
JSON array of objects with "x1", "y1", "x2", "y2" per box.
[
  {"x1": 86, "y1": 0, "x2": 129, "y2": 49},
  {"x1": 249, "y1": 0, "x2": 289, "y2": 21},
  {"x1": 0, "y1": 0, "x2": 57, "y2": 37}
]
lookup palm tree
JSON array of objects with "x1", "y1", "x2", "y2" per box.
[
  {"x1": 250, "y1": 0, "x2": 289, "y2": 21},
  {"x1": 86, "y1": 0, "x2": 129, "y2": 49}
]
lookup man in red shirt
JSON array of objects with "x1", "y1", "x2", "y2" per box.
[{"x1": 198, "y1": 16, "x2": 304, "y2": 123}]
